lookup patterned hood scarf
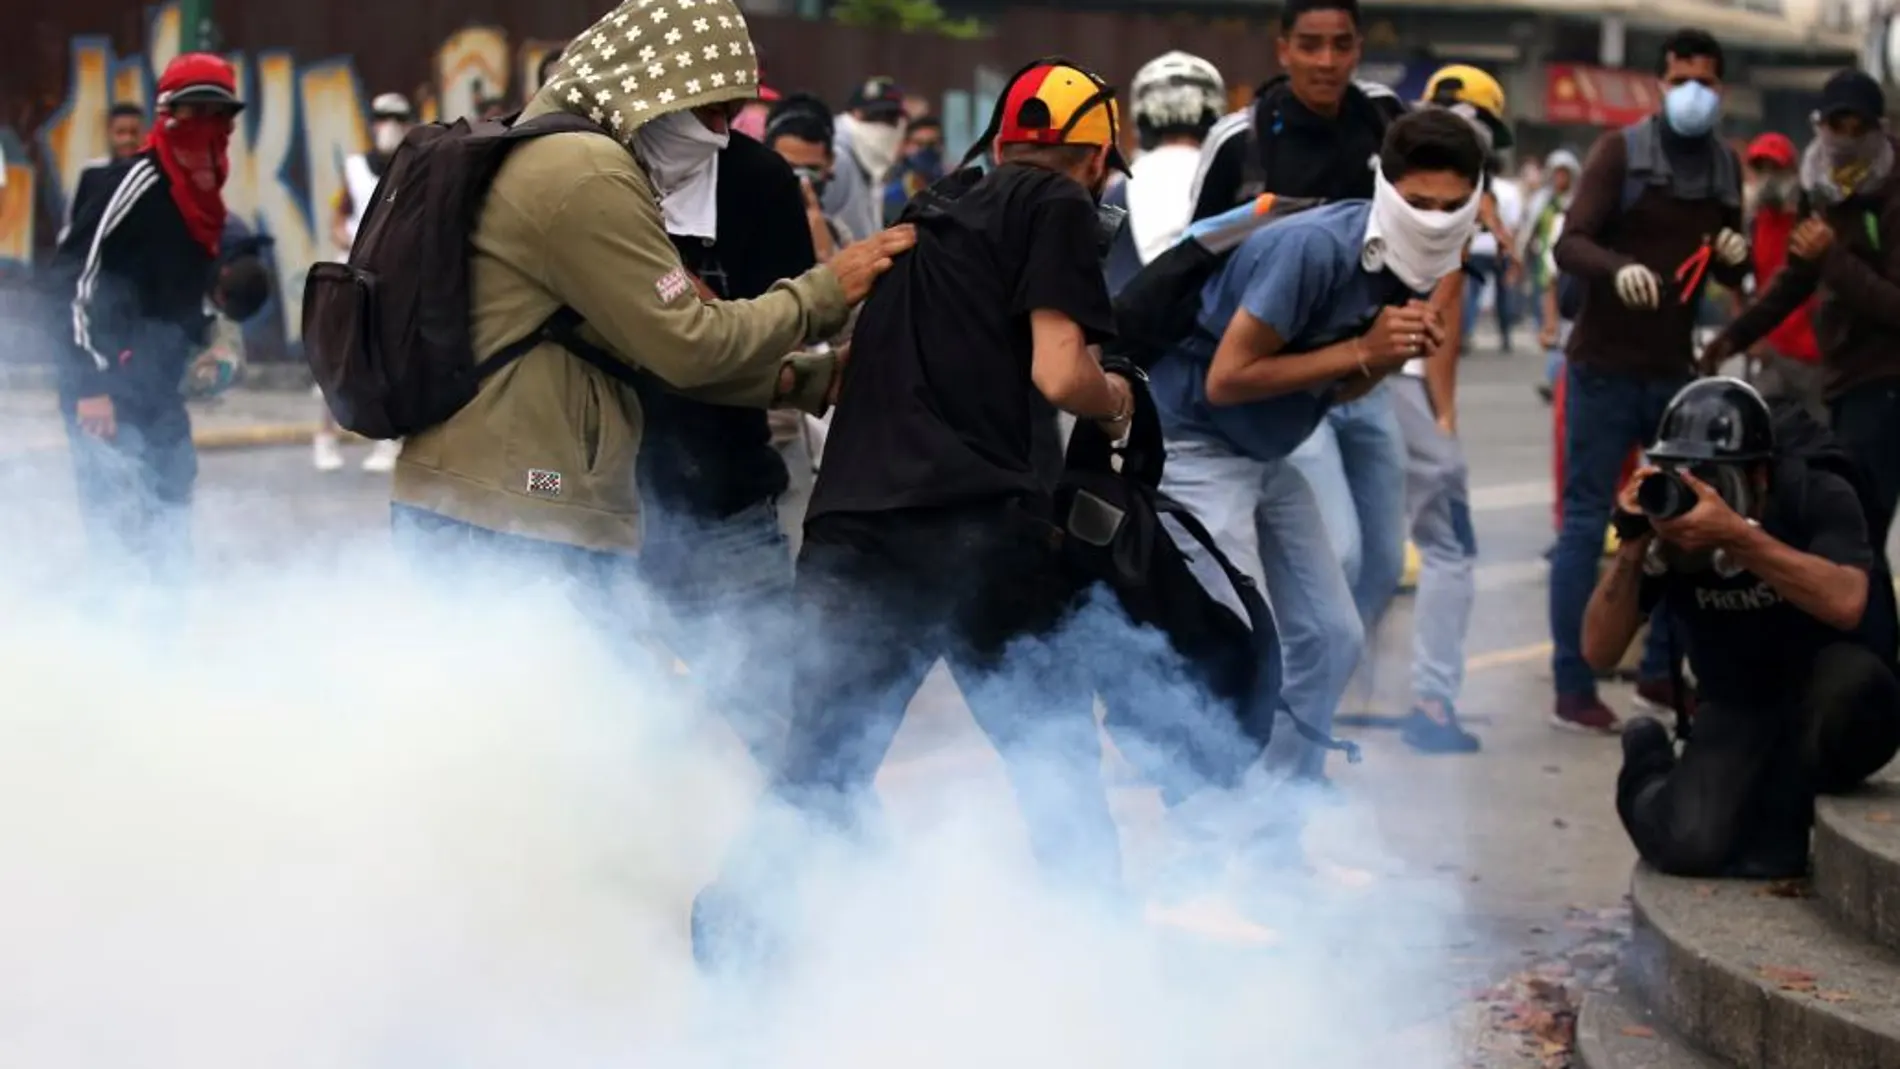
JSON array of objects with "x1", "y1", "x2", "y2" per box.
[
  {"x1": 536, "y1": 0, "x2": 760, "y2": 146},
  {"x1": 1801, "y1": 126, "x2": 1896, "y2": 206}
]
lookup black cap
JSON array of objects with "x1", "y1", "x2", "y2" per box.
[
  {"x1": 1648, "y1": 377, "x2": 1775, "y2": 465},
  {"x1": 847, "y1": 76, "x2": 907, "y2": 118},
  {"x1": 1819, "y1": 69, "x2": 1885, "y2": 125}
]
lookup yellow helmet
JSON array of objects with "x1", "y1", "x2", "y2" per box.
[{"x1": 1424, "y1": 64, "x2": 1512, "y2": 149}]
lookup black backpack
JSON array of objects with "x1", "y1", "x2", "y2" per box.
[
  {"x1": 302, "y1": 113, "x2": 628, "y2": 441},
  {"x1": 1103, "y1": 192, "x2": 1325, "y2": 371},
  {"x1": 1057, "y1": 368, "x2": 1360, "y2": 798}
]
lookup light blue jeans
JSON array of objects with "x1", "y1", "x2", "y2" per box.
[
  {"x1": 1160, "y1": 438, "x2": 1364, "y2": 782},
  {"x1": 1287, "y1": 384, "x2": 1409, "y2": 632},
  {"x1": 1391, "y1": 376, "x2": 1476, "y2": 707}
]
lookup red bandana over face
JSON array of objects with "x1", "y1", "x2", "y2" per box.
[{"x1": 148, "y1": 113, "x2": 232, "y2": 257}]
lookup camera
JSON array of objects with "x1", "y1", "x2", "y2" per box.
[{"x1": 1637, "y1": 469, "x2": 1696, "y2": 520}]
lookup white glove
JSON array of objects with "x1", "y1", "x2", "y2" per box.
[
  {"x1": 1615, "y1": 264, "x2": 1662, "y2": 310},
  {"x1": 1713, "y1": 227, "x2": 1749, "y2": 267}
]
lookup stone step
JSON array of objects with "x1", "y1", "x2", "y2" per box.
[
  {"x1": 1813, "y1": 775, "x2": 1900, "y2": 956},
  {"x1": 1575, "y1": 988, "x2": 1721, "y2": 1069},
  {"x1": 1625, "y1": 863, "x2": 1900, "y2": 1068}
]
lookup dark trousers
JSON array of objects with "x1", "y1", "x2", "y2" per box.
[
  {"x1": 64, "y1": 396, "x2": 196, "y2": 587},
  {"x1": 694, "y1": 501, "x2": 1122, "y2": 967},
  {"x1": 1829, "y1": 378, "x2": 1900, "y2": 550},
  {"x1": 1617, "y1": 643, "x2": 1900, "y2": 877},
  {"x1": 1550, "y1": 362, "x2": 1684, "y2": 695}
]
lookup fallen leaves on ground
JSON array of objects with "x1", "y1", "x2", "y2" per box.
[
  {"x1": 1758, "y1": 964, "x2": 1819, "y2": 992},
  {"x1": 1817, "y1": 989, "x2": 1856, "y2": 1003},
  {"x1": 1692, "y1": 884, "x2": 1717, "y2": 898},
  {"x1": 1619, "y1": 1025, "x2": 1656, "y2": 1038},
  {"x1": 1471, "y1": 904, "x2": 1631, "y2": 1067},
  {"x1": 1756, "y1": 880, "x2": 1812, "y2": 899},
  {"x1": 1868, "y1": 810, "x2": 1896, "y2": 824}
]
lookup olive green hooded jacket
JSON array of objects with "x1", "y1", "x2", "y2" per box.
[{"x1": 392, "y1": 0, "x2": 848, "y2": 553}]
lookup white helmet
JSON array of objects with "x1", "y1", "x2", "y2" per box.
[{"x1": 1130, "y1": 51, "x2": 1225, "y2": 142}]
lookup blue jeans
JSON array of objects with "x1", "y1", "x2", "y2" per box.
[
  {"x1": 1550, "y1": 362, "x2": 1683, "y2": 696},
  {"x1": 1392, "y1": 376, "x2": 1476, "y2": 706},
  {"x1": 1161, "y1": 438, "x2": 1364, "y2": 782},
  {"x1": 1287, "y1": 385, "x2": 1409, "y2": 633},
  {"x1": 638, "y1": 498, "x2": 797, "y2": 766},
  {"x1": 63, "y1": 397, "x2": 196, "y2": 588}
]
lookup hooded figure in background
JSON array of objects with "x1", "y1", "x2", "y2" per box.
[
  {"x1": 388, "y1": 0, "x2": 913, "y2": 586},
  {"x1": 822, "y1": 75, "x2": 909, "y2": 245}
]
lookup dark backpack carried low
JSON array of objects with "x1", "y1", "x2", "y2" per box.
[
  {"x1": 302, "y1": 113, "x2": 624, "y2": 441},
  {"x1": 1057, "y1": 368, "x2": 1359, "y2": 799}
]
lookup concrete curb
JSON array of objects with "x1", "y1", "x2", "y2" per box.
[
  {"x1": 1574, "y1": 988, "x2": 1716, "y2": 1069},
  {"x1": 1813, "y1": 776, "x2": 1900, "y2": 955},
  {"x1": 1624, "y1": 863, "x2": 1900, "y2": 1069}
]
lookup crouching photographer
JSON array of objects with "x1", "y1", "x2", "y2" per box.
[{"x1": 1583, "y1": 377, "x2": 1900, "y2": 878}]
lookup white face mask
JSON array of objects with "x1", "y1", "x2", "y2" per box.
[
  {"x1": 845, "y1": 114, "x2": 905, "y2": 181},
  {"x1": 372, "y1": 120, "x2": 406, "y2": 155},
  {"x1": 633, "y1": 110, "x2": 729, "y2": 239},
  {"x1": 1362, "y1": 164, "x2": 1481, "y2": 294}
]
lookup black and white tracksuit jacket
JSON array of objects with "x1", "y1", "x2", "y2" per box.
[{"x1": 51, "y1": 149, "x2": 216, "y2": 411}]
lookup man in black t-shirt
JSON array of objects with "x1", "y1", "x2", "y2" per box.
[
  {"x1": 1583, "y1": 379, "x2": 1900, "y2": 879},
  {"x1": 693, "y1": 59, "x2": 1138, "y2": 970},
  {"x1": 632, "y1": 126, "x2": 821, "y2": 768},
  {"x1": 1189, "y1": 0, "x2": 1404, "y2": 221}
]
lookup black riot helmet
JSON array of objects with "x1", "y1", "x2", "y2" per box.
[{"x1": 1647, "y1": 377, "x2": 1775, "y2": 466}]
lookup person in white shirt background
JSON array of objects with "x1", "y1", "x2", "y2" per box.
[
  {"x1": 1126, "y1": 52, "x2": 1227, "y2": 263},
  {"x1": 314, "y1": 92, "x2": 413, "y2": 474}
]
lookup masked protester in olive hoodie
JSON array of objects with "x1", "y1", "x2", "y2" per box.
[{"x1": 391, "y1": 0, "x2": 911, "y2": 588}]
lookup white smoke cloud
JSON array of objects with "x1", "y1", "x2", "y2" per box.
[{"x1": 0, "y1": 467, "x2": 1475, "y2": 1067}]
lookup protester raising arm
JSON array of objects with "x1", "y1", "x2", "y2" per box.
[
  {"x1": 1700, "y1": 249, "x2": 1821, "y2": 373},
  {"x1": 1805, "y1": 208, "x2": 1900, "y2": 331}
]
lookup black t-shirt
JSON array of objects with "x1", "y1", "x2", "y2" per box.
[
  {"x1": 1191, "y1": 79, "x2": 1404, "y2": 223},
  {"x1": 1644, "y1": 465, "x2": 1886, "y2": 705},
  {"x1": 809, "y1": 163, "x2": 1116, "y2": 519},
  {"x1": 635, "y1": 133, "x2": 816, "y2": 520}
]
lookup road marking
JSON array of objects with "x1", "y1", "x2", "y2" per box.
[
  {"x1": 1470, "y1": 479, "x2": 1551, "y2": 513},
  {"x1": 1465, "y1": 641, "x2": 1553, "y2": 673}
]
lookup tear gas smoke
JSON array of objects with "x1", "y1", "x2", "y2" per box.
[{"x1": 0, "y1": 452, "x2": 1476, "y2": 1067}]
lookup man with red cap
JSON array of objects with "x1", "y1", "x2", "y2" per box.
[
  {"x1": 693, "y1": 57, "x2": 1136, "y2": 970},
  {"x1": 52, "y1": 53, "x2": 243, "y2": 586},
  {"x1": 1720, "y1": 132, "x2": 1824, "y2": 416}
]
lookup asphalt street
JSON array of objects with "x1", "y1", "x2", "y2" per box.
[{"x1": 0, "y1": 346, "x2": 1644, "y2": 1062}]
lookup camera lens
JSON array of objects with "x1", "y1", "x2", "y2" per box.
[{"x1": 1637, "y1": 470, "x2": 1695, "y2": 520}]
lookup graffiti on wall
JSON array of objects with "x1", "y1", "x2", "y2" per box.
[
  {"x1": 15, "y1": 1, "x2": 564, "y2": 342},
  {"x1": 9, "y1": 1, "x2": 1024, "y2": 350}
]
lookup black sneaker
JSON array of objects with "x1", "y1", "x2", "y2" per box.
[
  {"x1": 1620, "y1": 716, "x2": 1675, "y2": 776},
  {"x1": 1401, "y1": 703, "x2": 1482, "y2": 754}
]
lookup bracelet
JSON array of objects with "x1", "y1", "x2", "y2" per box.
[
  {"x1": 1352, "y1": 337, "x2": 1370, "y2": 376},
  {"x1": 1108, "y1": 381, "x2": 1134, "y2": 422}
]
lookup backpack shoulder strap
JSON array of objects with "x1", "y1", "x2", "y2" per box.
[
  {"x1": 1619, "y1": 125, "x2": 1646, "y2": 215},
  {"x1": 1240, "y1": 111, "x2": 1270, "y2": 201},
  {"x1": 504, "y1": 112, "x2": 612, "y2": 141},
  {"x1": 1148, "y1": 490, "x2": 1362, "y2": 763}
]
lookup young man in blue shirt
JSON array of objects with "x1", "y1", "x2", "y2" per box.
[{"x1": 1150, "y1": 109, "x2": 1484, "y2": 859}]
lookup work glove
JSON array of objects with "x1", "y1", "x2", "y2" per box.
[
  {"x1": 1614, "y1": 264, "x2": 1662, "y2": 310},
  {"x1": 1713, "y1": 227, "x2": 1749, "y2": 267}
]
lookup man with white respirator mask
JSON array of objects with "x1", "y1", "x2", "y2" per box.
[
  {"x1": 317, "y1": 92, "x2": 414, "y2": 474},
  {"x1": 1550, "y1": 28, "x2": 1751, "y2": 736},
  {"x1": 1145, "y1": 108, "x2": 1481, "y2": 881}
]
